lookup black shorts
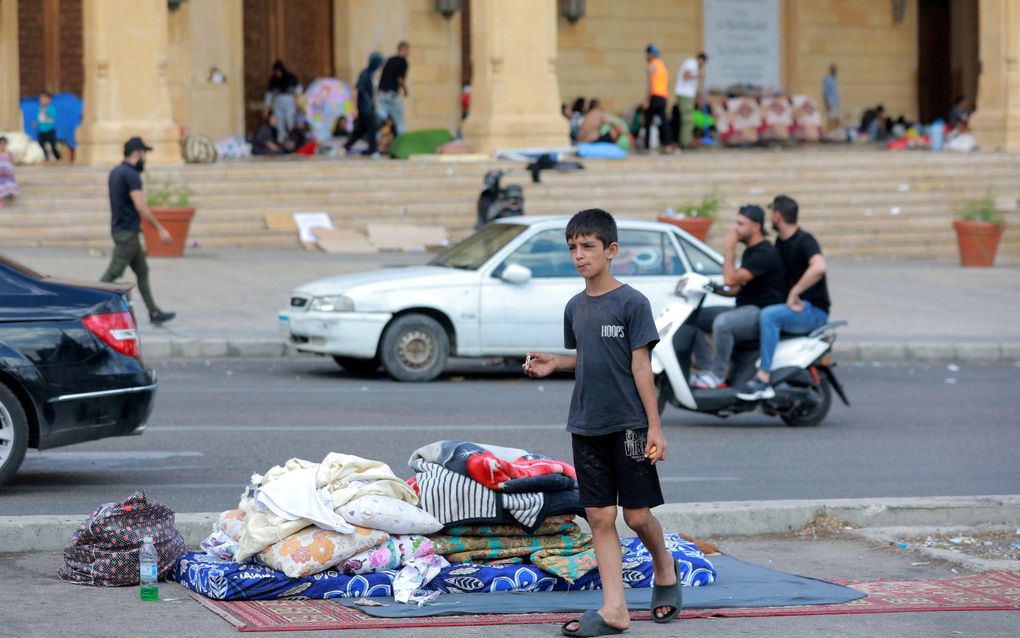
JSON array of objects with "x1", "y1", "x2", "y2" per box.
[{"x1": 571, "y1": 429, "x2": 665, "y2": 509}]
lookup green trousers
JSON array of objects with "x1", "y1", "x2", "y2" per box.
[
  {"x1": 678, "y1": 96, "x2": 696, "y2": 148},
  {"x1": 100, "y1": 230, "x2": 160, "y2": 317}
]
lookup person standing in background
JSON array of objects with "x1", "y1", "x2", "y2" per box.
[
  {"x1": 675, "y1": 52, "x2": 707, "y2": 149},
  {"x1": 344, "y1": 52, "x2": 385, "y2": 157},
  {"x1": 377, "y1": 42, "x2": 410, "y2": 137},
  {"x1": 265, "y1": 60, "x2": 299, "y2": 144},
  {"x1": 36, "y1": 92, "x2": 61, "y2": 162},
  {"x1": 643, "y1": 45, "x2": 674, "y2": 154},
  {"x1": 823, "y1": 64, "x2": 841, "y2": 132}
]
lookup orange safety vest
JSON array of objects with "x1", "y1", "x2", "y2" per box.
[{"x1": 649, "y1": 58, "x2": 669, "y2": 98}]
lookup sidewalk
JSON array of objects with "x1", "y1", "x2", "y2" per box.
[
  {"x1": 2, "y1": 496, "x2": 1018, "y2": 638},
  {"x1": 3, "y1": 245, "x2": 1019, "y2": 363}
]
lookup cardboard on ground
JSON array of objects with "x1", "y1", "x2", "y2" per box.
[
  {"x1": 263, "y1": 212, "x2": 298, "y2": 232},
  {"x1": 367, "y1": 224, "x2": 449, "y2": 252},
  {"x1": 313, "y1": 228, "x2": 377, "y2": 254},
  {"x1": 292, "y1": 212, "x2": 336, "y2": 246}
]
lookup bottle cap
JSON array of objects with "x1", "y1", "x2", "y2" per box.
[{"x1": 142, "y1": 535, "x2": 153, "y2": 542}]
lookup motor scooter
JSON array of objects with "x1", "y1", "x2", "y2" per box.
[
  {"x1": 475, "y1": 170, "x2": 524, "y2": 228},
  {"x1": 652, "y1": 273, "x2": 849, "y2": 426}
]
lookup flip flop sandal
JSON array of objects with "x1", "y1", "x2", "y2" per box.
[
  {"x1": 650, "y1": 559, "x2": 683, "y2": 623},
  {"x1": 561, "y1": 609, "x2": 626, "y2": 637}
]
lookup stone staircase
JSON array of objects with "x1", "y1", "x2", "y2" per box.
[{"x1": 2, "y1": 149, "x2": 1019, "y2": 263}]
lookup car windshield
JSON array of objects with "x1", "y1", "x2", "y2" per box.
[{"x1": 430, "y1": 223, "x2": 529, "y2": 270}]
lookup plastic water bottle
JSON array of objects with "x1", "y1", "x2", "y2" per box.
[
  {"x1": 930, "y1": 118, "x2": 944, "y2": 152},
  {"x1": 139, "y1": 535, "x2": 159, "y2": 601}
]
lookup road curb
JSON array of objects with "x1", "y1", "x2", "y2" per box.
[
  {"x1": 136, "y1": 337, "x2": 1020, "y2": 363},
  {"x1": 4, "y1": 496, "x2": 1018, "y2": 554}
]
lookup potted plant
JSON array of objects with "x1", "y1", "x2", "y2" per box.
[
  {"x1": 657, "y1": 191, "x2": 723, "y2": 242},
  {"x1": 952, "y1": 192, "x2": 1005, "y2": 267},
  {"x1": 143, "y1": 173, "x2": 196, "y2": 258}
]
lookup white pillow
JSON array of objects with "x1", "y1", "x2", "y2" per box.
[{"x1": 338, "y1": 495, "x2": 443, "y2": 535}]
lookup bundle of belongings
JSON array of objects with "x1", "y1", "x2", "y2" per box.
[{"x1": 174, "y1": 443, "x2": 716, "y2": 602}]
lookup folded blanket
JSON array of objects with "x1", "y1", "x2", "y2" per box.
[
  {"x1": 410, "y1": 459, "x2": 583, "y2": 532},
  {"x1": 430, "y1": 519, "x2": 596, "y2": 583},
  {"x1": 443, "y1": 516, "x2": 576, "y2": 538},
  {"x1": 409, "y1": 441, "x2": 576, "y2": 493}
]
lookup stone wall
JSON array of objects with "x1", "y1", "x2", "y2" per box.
[
  {"x1": 555, "y1": 0, "x2": 919, "y2": 125},
  {"x1": 784, "y1": 0, "x2": 919, "y2": 124},
  {"x1": 557, "y1": 0, "x2": 701, "y2": 115}
]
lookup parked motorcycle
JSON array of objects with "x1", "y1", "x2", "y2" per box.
[
  {"x1": 652, "y1": 273, "x2": 849, "y2": 426},
  {"x1": 475, "y1": 170, "x2": 524, "y2": 228}
]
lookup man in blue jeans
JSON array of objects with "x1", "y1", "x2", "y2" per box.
[{"x1": 737, "y1": 195, "x2": 830, "y2": 400}]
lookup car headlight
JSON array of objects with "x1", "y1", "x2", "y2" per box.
[{"x1": 309, "y1": 295, "x2": 355, "y2": 312}]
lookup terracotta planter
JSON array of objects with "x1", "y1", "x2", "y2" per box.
[
  {"x1": 656, "y1": 216, "x2": 714, "y2": 242},
  {"x1": 952, "y1": 219, "x2": 1003, "y2": 267},
  {"x1": 143, "y1": 207, "x2": 195, "y2": 257}
]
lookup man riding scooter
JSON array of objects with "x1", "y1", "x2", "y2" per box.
[
  {"x1": 691, "y1": 204, "x2": 785, "y2": 390},
  {"x1": 736, "y1": 195, "x2": 831, "y2": 401}
]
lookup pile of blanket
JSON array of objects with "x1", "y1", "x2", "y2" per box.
[{"x1": 198, "y1": 453, "x2": 448, "y2": 603}]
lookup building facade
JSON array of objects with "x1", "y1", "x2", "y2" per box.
[{"x1": 1, "y1": 0, "x2": 1018, "y2": 164}]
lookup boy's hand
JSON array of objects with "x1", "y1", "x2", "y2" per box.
[
  {"x1": 523, "y1": 352, "x2": 556, "y2": 378},
  {"x1": 645, "y1": 429, "x2": 667, "y2": 464}
]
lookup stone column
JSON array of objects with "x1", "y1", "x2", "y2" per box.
[
  {"x1": 462, "y1": 0, "x2": 569, "y2": 153},
  {"x1": 77, "y1": 0, "x2": 181, "y2": 165},
  {"x1": 0, "y1": 0, "x2": 20, "y2": 131},
  {"x1": 972, "y1": 0, "x2": 1020, "y2": 151}
]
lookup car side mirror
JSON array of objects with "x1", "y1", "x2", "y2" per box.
[{"x1": 500, "y1": 263, "x2": 532, "y2": 285}]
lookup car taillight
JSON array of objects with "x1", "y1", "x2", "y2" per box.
[{"x1": 83, "y1": 312, "x2": 140, "y2": 358}]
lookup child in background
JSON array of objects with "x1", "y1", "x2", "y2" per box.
[{"x1": 36, "y1": 92, "x2": 61, "y2": 162}]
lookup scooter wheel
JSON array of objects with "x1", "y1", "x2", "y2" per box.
[{"x1": 781, "y1": 379, "x2": 832, "y2": 427}]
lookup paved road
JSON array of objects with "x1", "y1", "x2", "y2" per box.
[{"x1": 3, "y1": 358, "x2": 1018, "y2": 516}]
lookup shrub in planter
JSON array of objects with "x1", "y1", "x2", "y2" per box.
[
  {"x1": 143, "y1": 174, "x2": 195, "y2": 258},
  {"x1": 953, "y1": 192, "x2": 1005, "y2": 267},
  {"x1": 657, "y1": 191, "x2": 723, "y2": 242}
]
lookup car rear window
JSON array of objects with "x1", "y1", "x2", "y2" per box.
[{"x1": 431, "y1": 223, "x2": 528, "y2": 270}]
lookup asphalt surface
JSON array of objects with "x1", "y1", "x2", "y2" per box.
[{"x1": 3, "y1": 358, "x2": 1018, "y2": 516}]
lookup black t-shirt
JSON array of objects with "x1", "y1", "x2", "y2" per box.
[
  {"x1": 108, "y1": 162, "x2": 143, "y2": 233},
  {"x1": 776, "y1": 229, "x2": 831, "y2": 313},
  {"x1": 736, "y1": 241, "x2": 786, "y2": 308},
  {"x1": 564, "y1": 284, "x2": 660, "y2": 436},
  {"x1": 379, "y1": 56, "x2": 408, "y2": 93}
]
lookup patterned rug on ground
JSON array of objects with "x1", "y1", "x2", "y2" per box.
[{"x1": 192, "y1": 571, "x2": 1020, "y2": 632}]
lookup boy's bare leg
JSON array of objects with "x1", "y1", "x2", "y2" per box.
[
  {"x1": 623, "y1": 507, "x2": 677, "y2": 619},
  {"x1": 564, "y1": 506, "x2": 630, "y2": 632}
]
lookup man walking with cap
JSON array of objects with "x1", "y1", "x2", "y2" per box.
[
  {"x1": 644, "y1": 44, "x2": 673, "y2": 153},
  {"x1": 100, "y1": 137, "x2": 176, "y2": 326},
  {"x1": 692, "y1": 205, "x2": 785, "y2": 390}
]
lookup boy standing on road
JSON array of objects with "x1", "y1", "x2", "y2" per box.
[{"x1": 525, "y1": 209, "x2": 683, "y2": 636}]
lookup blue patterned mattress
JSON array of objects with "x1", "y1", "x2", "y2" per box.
[{"x1": 174, "y1": 534, "x2": 715, "y2": 601}]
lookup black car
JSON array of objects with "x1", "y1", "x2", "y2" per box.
[{"x1": 0, "y1": 254, "x2": 157, "y2": 485}]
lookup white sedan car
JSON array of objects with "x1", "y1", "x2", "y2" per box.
[{"x1": 279, "y1": 216, "x2": 725, "y2": 381}]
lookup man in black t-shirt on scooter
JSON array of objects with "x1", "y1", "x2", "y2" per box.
[
  {"x1": 692, "y1": 205, "x2": 785, "y2": 390},
  {"x1": 736, "y1": 195, "x2": 831, "y2": 401}
]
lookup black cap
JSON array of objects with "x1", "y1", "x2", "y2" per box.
[
  {"x1": 738, "y1": 204, "x2": 768, "y2": 236},
  {"x1": 123, "y1": 137, "x2": 153, "y2": 155}
]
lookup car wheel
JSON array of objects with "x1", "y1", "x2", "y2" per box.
[
  {"x1": 331, "y1": 356, "x2": 380, "y2": 376},
  {"x1": 0, "y1": 383, "x2": 29, "y2": 486},
  {"x1": 380, "y1": 314, "x2": 449, "y2": 382}
]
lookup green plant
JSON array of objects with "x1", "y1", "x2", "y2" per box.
[
  {"x1": 676, "y1": 191, "x2": 724, "y2": 221},
  {"x1": 144, "y1": 173, "x2": 195, "y2": 208},
  {"x1": 956, "y1": 191, "x2": 1005, "y2": 227}
]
